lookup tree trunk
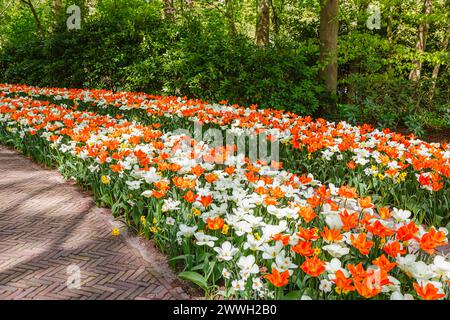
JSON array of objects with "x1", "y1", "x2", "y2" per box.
[
  {"x1": 269, "y1": 0, "x2": 281, "y2": 35},
  {"x1": 20, "y1": 0, "x2": 43, "y2": 35},
  {"x1": 225, "y1": 0, "x2": 237, "y2": 35},
  {"x1": 255, "y1": 0, "x2": 270, "y2": 46},
  {"x1": 319, "y1": 0, "x2": 339, "y2": 94},
  {"x1": 430, "y1": 25, "x2": 449, "y2": 98},
  {"x1": 432, "y1": 27, "x2": 449, "y2": 80},
  {"x1": 409, "y1": 0, "x2": 432, "y2": 81},
  {"x1": 163, "y1": 0, "x2": 175, "y2": 21}
]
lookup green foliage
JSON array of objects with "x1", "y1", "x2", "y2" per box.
[
  {"x1": 337, "y1": 73, "x2": 449, "y2": 136},
  {"x1": 126, "y1": 19, "x2": 322, "y2": 113},
  {"x1": 0, "y1": 0, "x2": 448, "y2": 132},
  {"x1": 0, "y1": 1, "x2": 323, "y2": 114}
]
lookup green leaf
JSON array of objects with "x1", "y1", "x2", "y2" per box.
[
  {"x1": 168, "y1": 254, "x2": 193, "y2": 262},
  {"x1": 179, "y1": 271, "x2": 208, "y2": 291},
  {"x1": 283, "y1": 290, "x2": 302, "y2": 300},
  {"x1": 191, "y1": 264, "x2": 205, "y2": 271}
]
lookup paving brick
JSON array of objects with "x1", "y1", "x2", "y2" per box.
[{"x1": 0, "y1": 146, "x2": 189, "y2": 300}]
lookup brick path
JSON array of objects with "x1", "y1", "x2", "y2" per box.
[{"x1": 0, "y1": 145, "x2": 189, "y2": 300}]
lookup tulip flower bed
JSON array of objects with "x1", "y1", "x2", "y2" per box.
[
  {"x1": 1, "y1": 89, "x2": 450, "y2": 300},
  {"x1": 1, "y1": 83, "x2": 448, "y2": 225}
]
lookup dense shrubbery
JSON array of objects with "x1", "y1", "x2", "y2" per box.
[
  {"x1": 0, "y1": 7, "x2": 323, "y2": 115},
  {"x1": 337, "y1": 74, "x2": 450, "y2": 135},
  {"x1": 0, "y1": 0, "x2": 448, "y2": 134}
]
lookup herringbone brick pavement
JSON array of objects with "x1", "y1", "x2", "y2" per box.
[{"x1": 0, "y1": 145, "x2": 190, "y2": 300}]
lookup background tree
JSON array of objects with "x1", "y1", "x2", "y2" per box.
[
  {"x1": 319, "y1": 0, "x2": 338, "y2": 94},
  {"x1": 256, "y1": 0, "x2": 270, "y2": 46},
  {"x1": 409, "y1": 0, "x2": 432, "y2": 80},
  {"x1": 19, "y1": 0, "x2": 43, "y2": 34}
]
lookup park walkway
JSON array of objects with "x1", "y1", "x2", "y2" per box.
[{"x1": 0, "y1": 145, "x2": 189, "y2": 300}]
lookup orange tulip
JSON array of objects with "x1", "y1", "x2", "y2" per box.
[
  {"x1": 306, "y1": 195, "x2": 322, "y2": 208},
  {"x1": 298, "y1": 206, "x2": 317, "y2": 223},
  {"x1": 205, "y1": 216, "x2": 225, "y2": 230},
  {"x1": 272, "y1": 233, "x2": 290, "y2": 246},
  {"x1": 291, "y1": 241, "x2": 315, "y2": 257},
  {"x1": 347, "y1": 160, "x2": 357, "y2": 170},
  {"x1": 358, "y1": 196, "x2": 373, "y2": 209},
  {"x1": 353, "y1": 277, "x2": 382, "y2": 299},
  {"x1": 224, "y1": 166, "x2": 235, "y2": 176},
  {"x1": 199, "y1": 195, "x2": 213, "y2": 208},
  {"x1": 339, "y1": 210, "x2": 359, "y2": 231},
  {"x1": 378, "y1": 207, "x2": 392, "y2": 220},
  {"x1": 413, "y1": 282, "x2": 445, "y2": 300},
  {"x1": 190, "y1": 165, "x2": 204, "y2": 177},
  {"x1": 204, "y1": 173, "x2": 218, "y2": 183},
  {"x1": 332, "y1": 270, "x2": 354, "y2": 294},
  {"x1": 372, "y1": 254, "x2": 397, "y2": 272},
  {"x1": 264, "y1": 268, "x2": 290, "y2": 287},
  {"x1": 383, "y1": 241, "x2": 407, "y2": 258},
  {"x1": 350, "y1": 233, "x2": 373, "y2": 255},
  {"x1": 297, "y1": 227, "x2": 319, "y2": 241},
  {"x1": 396, "y1": 221, "x2": 419, "y2": 242},
  {"x1": 183, "y1": 190, "x2": 197, "y2": 203},
  {"x1": 320, "y1": 227, "x2": 343, "y2": 242},
  {"x1": 348, "y1": 263, "x2": 367, "y2": 279},
  {"x1": 300, "y1": 256, "x2": 325, "y2": 277},
  {"x1": 152, "y1": 189, "x2": 166, "y2": 199},
  {"x1": 366, "y1": 220, "x2": 395, "y2": 238},
  {"x1": 338, "y1": 185, "x2": 358, "y2": 199},
  {"x1": 419, "y1": 228, "x2": 448, "y2": 254}
]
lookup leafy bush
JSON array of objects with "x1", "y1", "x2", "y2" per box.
[
  {"x1": 338, "y1": 74, "x2": 450, "y2": 136},
  {"x1": 125, "y1": 18, "x2": 323, "y2": 114},
  {"x1": 0, "y1": 11, "x2": 323, "y2": 115}
]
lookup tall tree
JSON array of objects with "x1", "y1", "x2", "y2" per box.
[
  {"x1": 319, "y1": 0, "x2": 339, "y2": 94},
  {"x1": 409, "y1": 0, "x2": 432, "y2": 80},
  {"x1": 256, "y1": 0, "x2": 270, "y2": 46},
  {"x1": 19, "y1": 0, "x2": 43, "y2": 34},
  {"x1": 269, "y1": 0, "x2": 281, "y2": 35},
  {"x1": 430, "y1": 25, "x2": 449, "y2": 97}
]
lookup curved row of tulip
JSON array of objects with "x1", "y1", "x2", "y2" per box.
[
  {"x1": 1, "y1": 83, "x2": 448, "y2": 224},
  {"x1": 0, "y1": 93, "x2": 449, "y2": 300}
]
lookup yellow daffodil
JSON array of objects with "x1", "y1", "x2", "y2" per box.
[
  {"x1": 221, "y1": 224, "x2": 229, "y2": 235},
  {"x1": 149, "y1": 226, "x2": 157, "y2": 233},
  {"x1": 101, "y1": 175, "x2": 110, "y2": 185}
]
